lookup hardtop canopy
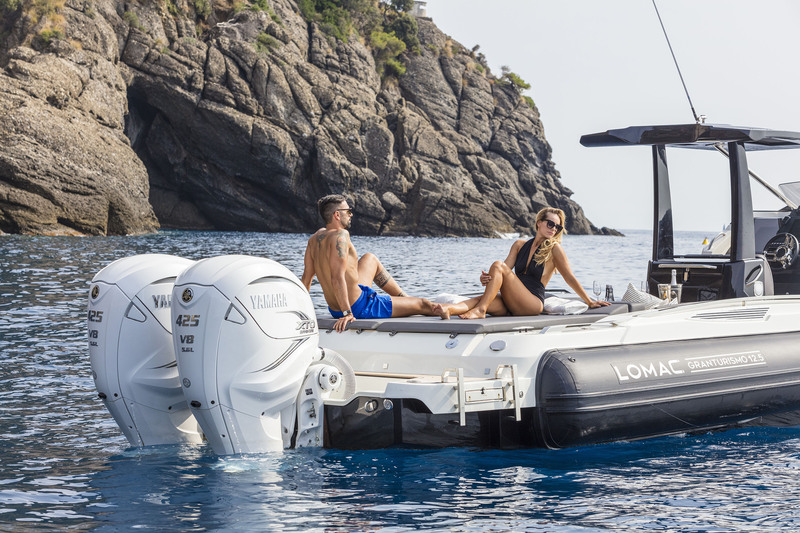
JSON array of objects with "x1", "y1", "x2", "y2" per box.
[{"x1": 580, "y1": 123, "x2": 800, "y2": 151}]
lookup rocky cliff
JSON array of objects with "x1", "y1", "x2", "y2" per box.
[{"x1": 0, "y1": 0, "x2": 608, "y2": 236}]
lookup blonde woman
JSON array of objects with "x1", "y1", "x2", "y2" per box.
[{"x1": 435, "y1": 207, "x2": 610, "y2": 319}]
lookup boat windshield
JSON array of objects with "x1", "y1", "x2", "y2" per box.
[
  {"x1": 667, "y1": 150, "x2": 732, "y2": 257},
  {"x1": 780, "y1": 181, "x2": 800, "y2": 206}
]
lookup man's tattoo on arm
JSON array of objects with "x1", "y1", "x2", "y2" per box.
[{"x1": 336, "y1": 234, "x2": 347, "y2": 258}]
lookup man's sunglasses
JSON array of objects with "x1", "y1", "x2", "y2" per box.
[
  {"x1": 544, "y1": 219, "x2": 563, "y2": 233},
  {"x1": 337, "y1": 209, "x2": 353, "y2": 216}
]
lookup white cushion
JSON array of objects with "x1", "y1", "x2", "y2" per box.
[
  {"x1": 621, "y1": 283, "x2": 666, "y2": 309},
  {"x1": 543, "y1": 296, "x2": 588, "y2": 315},
  {"x1": 432, "y1": 293, "x2": 469, "y2": 303}
]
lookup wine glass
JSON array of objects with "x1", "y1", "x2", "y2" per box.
[
  {"x1": 640, "y1": 280, "x2": 648, "y2": 293},
  {"x1": 593, "y1": 281, "x2": 602, "y2": 300}
]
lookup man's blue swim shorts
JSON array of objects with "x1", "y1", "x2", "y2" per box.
[{"x1": 329, "y1": 284, "x2": 393, "y2": 319}]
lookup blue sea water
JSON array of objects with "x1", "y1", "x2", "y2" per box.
[{"x1": 2, "y1": 229, "x2": 800, "y2": 532}]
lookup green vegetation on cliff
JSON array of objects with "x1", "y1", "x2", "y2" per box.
[
  {"x1": 369, "y1": 29, "x2": 405, "y2": 76},
  {"x1": 0, "y1": 0, "x2": 66, "y2": 49},
  {"x1": 0, "y1": 0, "x2": 21, "y2": 40},
  {"x1": 194, "y1": 0, "x2": 211, "y2": 19},
  {"x1": 256, "y1": 31, "x2": 279, "y2": 53},
  {"x1": 298, "y1": 0, "x2": 358, "y2": 41},
  {"x1": 499, "y1": 65, "x2": 536, "y2": 110},
  {"x1": 0, "y1": 0, "x2": 22, "y2": 12},
  {"x1": 251, "y1": 0, "x2": 281, "y2": 22},
  {"x1": 298, "y1": 0, "x2": 419, "y2": 79}
]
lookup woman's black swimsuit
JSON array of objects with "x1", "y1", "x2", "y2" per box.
[{"x1": 514, "y1": 239, "x2": 546, "y2": 303}]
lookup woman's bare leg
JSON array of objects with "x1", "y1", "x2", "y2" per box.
[
  {"x1": 459, "y1": 261, "x2": 507, "y2": 319},
  {"x1": 433, "y1": 295, "x2": 508, "y2": 319},
  {"x1": 459, "y1": 261, "x2": 542, "y2": 319},
  {"x1": 432, "y1": 297, "x2": 478, "y2": 319},
  {"x1": 357, "y1": 253, "x2": 407, "y2": 296}
]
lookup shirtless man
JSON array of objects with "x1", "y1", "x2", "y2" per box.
[{"x1": 301, "y1": 194, "x2": 438, "y2": 332}]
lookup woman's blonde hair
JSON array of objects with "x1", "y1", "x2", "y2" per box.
[{"x1": 533, "y1": 207, "x2": 567, "y2": 266}]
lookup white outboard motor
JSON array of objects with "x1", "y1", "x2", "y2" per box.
[
  {"x1": 172, "y1": 255, "x2": 320, "y2": 455},
  {"x1": 88, "y1": 254, "x2": 204, "y2": 446}
]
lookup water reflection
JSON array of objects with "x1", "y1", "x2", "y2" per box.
[{"x1": 81, "y1": 428, "x2": 800, "y2": 531}]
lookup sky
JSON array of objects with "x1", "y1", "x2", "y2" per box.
[{"x1": 424, "y1": 0, "x2": 800, "y2": 231}]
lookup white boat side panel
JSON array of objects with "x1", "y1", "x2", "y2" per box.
[
  {"x1": 607, "y1": 297, "x2": 800, "y2": 345},
  {"x1": 319, "y1": 325, "x2": 627, "y2": 379}
]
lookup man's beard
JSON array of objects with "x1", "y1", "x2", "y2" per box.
[{"x1": 343, "y1": 218, "x2": 352, "y2": 229}]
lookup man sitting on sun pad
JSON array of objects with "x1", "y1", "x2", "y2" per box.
[{"x1": 301, "y1": 194, "x2": 440, "y2": 332}]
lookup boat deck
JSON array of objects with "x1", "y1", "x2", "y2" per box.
[{"x1": 316, "y1": 301, "x2": 643, "y2": 335}]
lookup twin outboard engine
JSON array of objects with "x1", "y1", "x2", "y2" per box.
[
  {"x1": 88, "y1": 255, "x2": 204, "y2": 446},
  {"x1": 171, "y1": 255, "x2": 323, "y2": 454},
  {"x1": 89, "y1": 254, "x2": 351, "y2": 454}
]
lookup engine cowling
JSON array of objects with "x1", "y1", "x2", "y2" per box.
[
  {"x1": 88, "y1": 254, "x2": 204, "y2": 446},
  {"x1": 171, "y1": 255, "x2": 319, "y2": 455}
]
